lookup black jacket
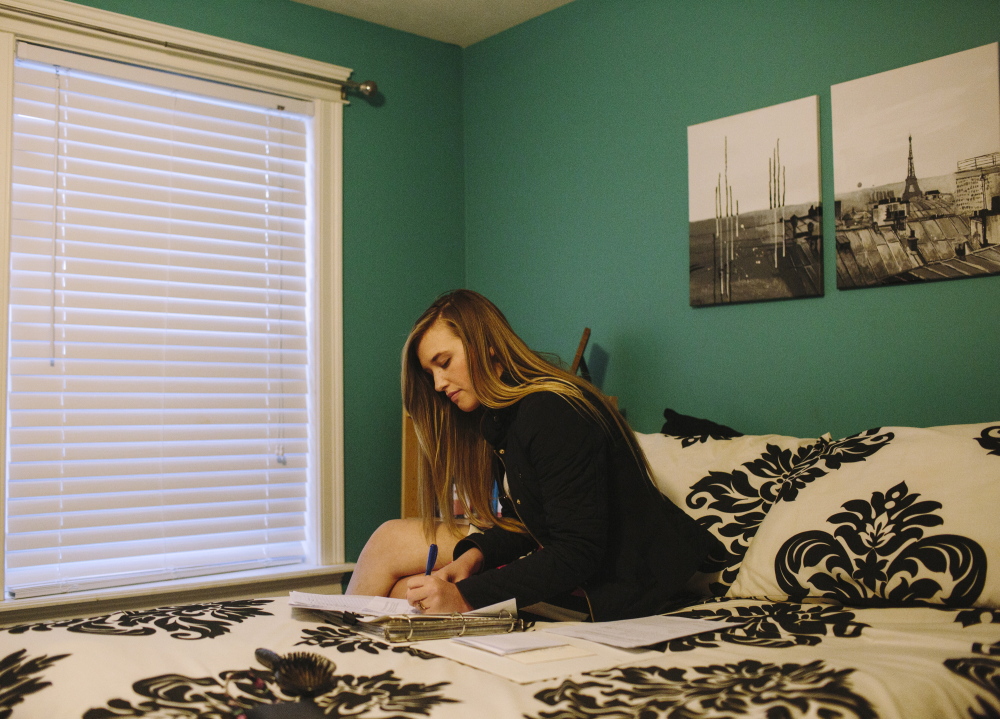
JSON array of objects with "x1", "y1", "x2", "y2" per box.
[{"x1": 454, "y1": 391, "x2": 711, "y2": 620}]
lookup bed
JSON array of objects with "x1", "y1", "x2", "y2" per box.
[{"x1": 4, "y1": 413, "x2": 1000, "y2": 718}]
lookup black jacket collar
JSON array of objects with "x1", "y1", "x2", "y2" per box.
[{"x1": 481, "y1": 402, "x2": 517, "y2": 447}]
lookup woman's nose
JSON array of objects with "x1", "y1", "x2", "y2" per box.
[{"x1": 433, "y1": 371, "x2": 447, "y2": 392}]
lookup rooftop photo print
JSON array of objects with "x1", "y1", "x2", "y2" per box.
[{"x1": 831, "y1": 42, "x2": 1000, "y2": 289}]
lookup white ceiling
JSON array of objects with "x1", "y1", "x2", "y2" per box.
[{"x1": 289, "y1": 0, "x2": 575, "y2": 48}]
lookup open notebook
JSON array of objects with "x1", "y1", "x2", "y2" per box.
[{"x1": 288, "y1": 592, "x2": 526, "y2": 642}]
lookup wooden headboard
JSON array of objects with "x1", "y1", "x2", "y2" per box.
[{"x1": 401, "y1": 411, "x2": 420, "y2": 519}]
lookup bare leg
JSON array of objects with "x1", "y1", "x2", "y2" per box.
[{"x1": 345, "y1": 518, "x2": 465, "y2": 597}]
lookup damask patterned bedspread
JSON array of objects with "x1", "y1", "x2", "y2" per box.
[{"x1": 3, "y1": 594, "x2": 999, "y2": 718}]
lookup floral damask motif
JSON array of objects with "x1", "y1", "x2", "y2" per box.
[
  {"x1": 661, "y1": 409, "x2": 742, "y2": 447},
  {"x1": 977, "y1": 426, "x2": 1000, "y2": 457},
  {"x1": 776, "y1": 481, "x2": 987, "y2": 607},
  {"x1": 664, "y1": 601, "x2": 868, "y2": 651},
  {"x1": 686, "y1": 428, "x2": 894, "y2": 593},
  {"x1": 2, "y1": 600, "x2": 274, "y2": 641},
  {"x1": 82, "y1": 666, "x2": 457, "y2": 719},
  {"x1": 945, "y1": 640, "x2": 1000, "y2": 719},
  {"x1": 297, "y1": 624, "x2": 439, "y2": 659},
  {"x1": 0, "y1": 649, "x2": 69, "y2": 719},
  {"x1": 679, "y1": 432, "x2": 727, "y2": 448},
  {"x1": 955, "y1": 608, "x2": 1000, "y2": 628},
  {"x1": 529, "y1": 659, "x2": 877, "y2": 719}
]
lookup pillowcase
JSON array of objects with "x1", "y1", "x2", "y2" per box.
[
  {"x1": 728, "y1": 422, "x2": 1000, "y2": 609},
  {"x1": 636, "y1": 426, "x2": 826, "y2": 597}
]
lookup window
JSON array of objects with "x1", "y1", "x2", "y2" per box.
[{"x1": 0, "y1": 0, "x2": 346, "y2": 605}]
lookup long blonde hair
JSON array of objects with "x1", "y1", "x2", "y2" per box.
[{"x1": 402, "y1": 289, "x2": 649, "y2": 539}]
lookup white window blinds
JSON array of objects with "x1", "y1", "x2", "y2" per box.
[{"x1": 5, "y1": 43, "x2": 316, "y2": 598}]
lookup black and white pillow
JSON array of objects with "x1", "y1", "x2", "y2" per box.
[
  {"x1": 636, "y1": 422, "x2": 827, "y2": 596},
  {"x1": 729, "y1": 422, "x2": 1000, "y2": 609}
]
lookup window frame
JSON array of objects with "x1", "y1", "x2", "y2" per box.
[{"x1": 0, "y1": 0, "x2": 348, "y2": 622}]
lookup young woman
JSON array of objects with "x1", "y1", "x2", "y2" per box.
[{"x1": 346, "y1": 290, "x2": 712, "y2": 621}]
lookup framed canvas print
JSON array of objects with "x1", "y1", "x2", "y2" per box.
[
  {"x1": 831, "y1": 43, "x2": 1000, "y2": 289},
  {"x1": 688, "y1": 96, "x2": 822, "y2": 307}
]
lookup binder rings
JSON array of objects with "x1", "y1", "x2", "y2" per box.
[{"x1": 320, "y1": 609, "x2": 529, "y2": 643}]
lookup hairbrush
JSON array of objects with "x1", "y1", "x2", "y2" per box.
[{"x1": 254, "y1": 648, "x2": 337, "y2": 699}]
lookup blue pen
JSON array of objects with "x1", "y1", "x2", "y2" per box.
[{"x1": 424, "y1": 543, "x2": 438, "y2": 575}]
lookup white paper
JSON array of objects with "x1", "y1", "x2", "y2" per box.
[
  {"x1": 420, "y1": 634, "x2": 657, "y2": 683},
  {"x1": 505, "y1": 643, "x2": 594, "y2": 664},
  {"x1": 452, "y1": 631, "x2": 568, "y2": 655},
  {"x1": 545, "y1": 615, "x2": 739, "y2": 648},
  {"x1": 468, "y1": 597, "x2": 518, "y2": 617},
  {"x1": 288, "y1": 592, "x2": 415, "y2": 617}
]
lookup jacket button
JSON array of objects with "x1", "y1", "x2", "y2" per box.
[
  {"x1": 516, "y1": 499, "x2": 521, "y2": 505},
  {"x1": 498, "y1": 449, "x2": 505, "y2": 455}
]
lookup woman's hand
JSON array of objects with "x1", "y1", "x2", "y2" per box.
[
  {"x1": 406, "y1": 575, "x2": 472, "y2": 613},
  {"x1": 406, "y1": 548, "x2": 483, "y2": 613}
]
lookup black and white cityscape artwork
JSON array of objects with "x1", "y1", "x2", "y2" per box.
[
  {"x1": 831, "y1": 42, "x2": 1000, "y2": 289},
  {"x1": 688, "y1": 96, "x2": 823, "y2": 307}
]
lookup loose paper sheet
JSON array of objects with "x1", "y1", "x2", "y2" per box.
[
  {"x1": 288, "y1": 592, "x2": 415, "y2": 617},
  {"x1": 545, "y1": 615, "x2": 740, "y2": 648},
  {"x1": 420, "y1": 634, "x2": 659, "y2": 683},
  {"x1": 452, "y1": 631, "x2": 569, "y2": 655}
]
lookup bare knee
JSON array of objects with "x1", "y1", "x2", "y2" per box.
[
  {"x1": 366, "y1": 518, "x2": 421, "y2": 551},
  {"x1": 347, "y1": 518, "x2": 429, "y2": 596},
  {"x1": 354, "y1": 518, "x2": 426, "y2": 573}
]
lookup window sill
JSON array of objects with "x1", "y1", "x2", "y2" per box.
[{"x1": 0, "y1": 563, "x2": 355, "y2": 626}]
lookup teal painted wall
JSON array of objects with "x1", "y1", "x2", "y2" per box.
[
  {"x1": 52, "y1": 0, "x2": 1000, "y2": 562},
  {"x1": 63, "y1": 0, "x2": 466, "y2": 559},
  {"x1": 463, "y1": 0, "x2": 1000, "y2": 440}
]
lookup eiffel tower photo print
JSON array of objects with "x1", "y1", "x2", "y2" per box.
[{"x1": 830, "y1": 43, "x2": 1000, "y2": 289}]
